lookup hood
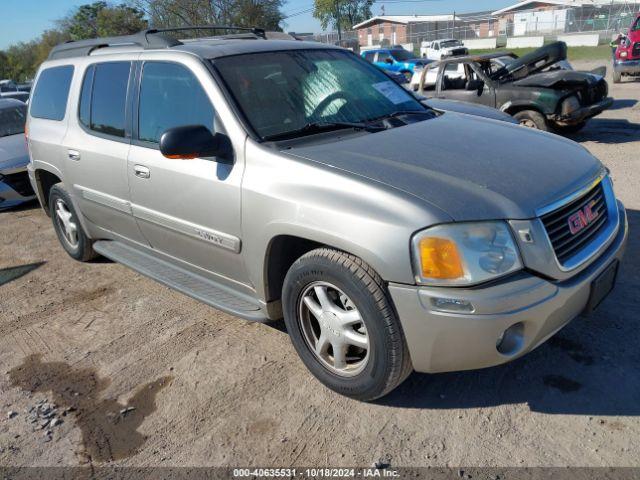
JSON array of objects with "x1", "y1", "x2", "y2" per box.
[
  {"x1": 0, "y1": 133, "x2": 29, "y2": 172},
  {"x1": 499, "y1": 41, "x2": 568, "y2": 80},
  {"x1": 512, "y1": 69, "x2": 603, "y2": 88},
  {"x1": 287, "y1": 113, "x2": 602, "y2": 222},
  {"x1": 423, "y1": 98, "x2": 518, "y2": 124}
]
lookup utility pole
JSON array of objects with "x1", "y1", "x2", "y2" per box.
[
  {"x1": 336, "y1": 0, "x2": 342, "y2": 45},
  {"x1": 452, "y1": 10, "x2": 456, "y2": 39}
]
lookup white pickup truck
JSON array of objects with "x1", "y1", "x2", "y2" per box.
[{"x1": 421, "y1": 39, "x2": 468, "y2": 61}]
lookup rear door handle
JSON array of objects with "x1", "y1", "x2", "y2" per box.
[
  {"x1": 133, "y1": 164, "x2": 150, "y2": 179},
  {"x1": 68, "y1": 150, "x2": 80, "y2": 161}
]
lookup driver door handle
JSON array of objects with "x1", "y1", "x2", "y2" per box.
[{"x1": 133, "y1": 164, "x2": 150, "y2": 179}]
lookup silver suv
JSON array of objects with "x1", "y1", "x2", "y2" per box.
[{"x1": 26, "y1": 28, "x2": 628, "y2": 400}]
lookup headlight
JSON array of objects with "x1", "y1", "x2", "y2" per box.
[
  {"x1": 620, "y1": 51, "x2": 628, "y2": 58},
  {"x1": 412, "y1": 222, "x2": 523, "y2": 286},
  {"x1": 561, "y1": 95, "x2": 581, "y2": 115}
]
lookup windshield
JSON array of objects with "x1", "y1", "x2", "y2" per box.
[
  {"x1": 441, "y1": 40, "x2": 462, "y2": 48},
  {"x1": 632, "y1": 17, "x2": 640, "y2": 31},
  {"x1": 214, "y1": 49, "x2": 426, "y2": 141},
  {"x1": 391, "y1": 49, "x2": 413, "y2": 61},
  {"x1": 0, "y1": 104, "x2": 26, "y2": 137}
]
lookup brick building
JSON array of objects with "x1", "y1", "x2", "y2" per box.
[{"x1": 352, "y1": 15, "x2": 458, "y2": 46}]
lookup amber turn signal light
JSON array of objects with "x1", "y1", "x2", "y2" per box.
[{"x1": 418, "y1": 237, "x2": 464, "y2": 280}]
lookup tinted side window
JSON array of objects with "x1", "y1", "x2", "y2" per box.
[
  {"x1": 30, "y1": 66, "x2": 74, "y2": 121},
  {"x1": 377, "y1": 52, "x2": 391, "y2": 62},
  {"x1": 363, "y1": 52, "x2": 375, "y2": 62},
  {"x1": 90, "y1": 62, "x2": 130, "y2": 137},
  {"x1": 138, "y1": 62, "x2": 214, "y2": 144}
]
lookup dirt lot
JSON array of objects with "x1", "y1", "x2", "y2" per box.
[{"x1": 1, "y1": 60, "x2": 639, "y2": 469}]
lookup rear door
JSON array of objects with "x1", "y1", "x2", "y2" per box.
[
  {"x1": 127, "y1": 56, "x2": 247, "y2": 286},
  {"x1": 61, "y1": 58, "x2": 148, "y2": 244}
]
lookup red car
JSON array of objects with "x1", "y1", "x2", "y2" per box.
[{"x1": 613, "y1": 13, "x2": 640, "y2": 83}]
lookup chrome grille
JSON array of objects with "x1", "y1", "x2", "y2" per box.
[{"x1": 541, "y1": 182, "x2": 608, "y2": 265}]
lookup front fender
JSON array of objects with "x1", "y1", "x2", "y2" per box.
[{"x1": 241, "y1": 140, "x2": 448, "y2": 301}]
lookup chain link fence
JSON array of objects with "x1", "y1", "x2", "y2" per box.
[{"x1": 311, "y1": 1, "x2": 639, "y2": 49}]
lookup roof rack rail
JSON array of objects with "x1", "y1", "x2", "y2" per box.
[
  {"x1": 147, "y1": 25, "x2": 267, "y2": 39},
  {"x1": 48, "y1": 31, "x2": 181, "y2": 60},
  {"x1": 48, "y1": 25, "x2": 265, "y2": 60}
]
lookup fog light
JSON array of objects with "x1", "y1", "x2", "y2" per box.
[
  {"x1": 496, "y1": 322, "x2": 525, "y2": 355},
  {"x1": 430, "y1": 297, "x2": 474, "y2": 313},
  {"x1": 620, "y1": 51, "x2": 628, "y2": 58}
]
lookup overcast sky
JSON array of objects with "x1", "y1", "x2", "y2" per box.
[{"x1": 0, "y1": 0, "x2": 512, "y2": 49}]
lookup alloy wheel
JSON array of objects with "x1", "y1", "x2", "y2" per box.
[{"x1": 298, "y1": 281, "x2": 370, "y2": 377}]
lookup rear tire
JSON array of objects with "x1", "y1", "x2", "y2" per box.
[
  {"x1": 613, "y1": 70, "x2": 622, "y2": 84},
  {"x1": 514, "y1": 110, "x2": 549, "y2": 131},
  {"x1": 282, "y1": 248, "x2": 412, "y2": 401},
  {"x1": 49, "y1": 184, "x2": 98, "y2": 262}
]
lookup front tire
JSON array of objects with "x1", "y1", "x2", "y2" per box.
[
  {"x1": 613, "y1": 70, "x2": 622, "y2": 83},
  {"x1": 49, "y1": 184, "x2": 98, "y2": 262},
  {"x1": 514, "y1": 109, "x2": 549, "y2": 131},
  {"x1": 282, "y1": 248, "x2": 412, "y2": 401}
]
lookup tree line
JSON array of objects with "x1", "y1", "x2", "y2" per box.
[
  {"x1": 0, "y1": 0, "x2": 284, "y2": 82},
  {"x1": 0, "y1": 0, "x2": 375, "y2": 82}
]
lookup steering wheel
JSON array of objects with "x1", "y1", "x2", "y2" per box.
[{"x1": 312, "y1": 91, "x2": 351, "y2": 118}]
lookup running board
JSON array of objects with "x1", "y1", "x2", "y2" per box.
[{"x1": 93, "y1": 240, "x2": 266, "y2": 322}]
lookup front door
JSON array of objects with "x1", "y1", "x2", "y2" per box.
[
  {"x1": 127, "y1": 59, "x2": 247, "y2": 287},
  {"x1": 437, "y1": 62, "x2": 496, "y2": 108}
]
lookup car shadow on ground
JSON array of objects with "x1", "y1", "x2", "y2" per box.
[
  {"x1": 0, "y1": 262, "x2": 45, "y2": 287},
  {"x1": 608, "y1": 98, "x2": 638, "y2": 110},
  {"x1": 376, "y1": 209, "x2": 638, "y2": 416},
  {"x1": 569, "y1": 118, "x2": 640, "y2": 144}
]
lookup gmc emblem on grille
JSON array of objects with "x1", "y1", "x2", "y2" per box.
[{"x1": 568, "y1": 200, "x2": 599, "y2": 235}]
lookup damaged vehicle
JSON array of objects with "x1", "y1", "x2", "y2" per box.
[{"x1": 416, "y1": 42, "x2": 613, "y2": 133}]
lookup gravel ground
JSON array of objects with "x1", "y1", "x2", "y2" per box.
[{"x1": 0, "y1": 60, "x2": 638, "y2": 469}]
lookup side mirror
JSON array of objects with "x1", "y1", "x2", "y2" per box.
[
  {"x1": 385, "y1": 57, "x2": 394, "y2": 64},
  {"x1": 466, "y1": 79, "x2": 484, "y2": 92},
  {"x1": 159, "y1": 125, "x2": 232, "y2": 162}
]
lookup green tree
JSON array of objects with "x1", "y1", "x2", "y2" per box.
[
  {"x1": 313, "y1": 0, "x2": 373, "y2": 31},
  {"x1": 59, "y1": 1, "x2": 147, "y2": 40},
  {"x1": 131, "y1": 0, "x2": 284, "y2": 31}
]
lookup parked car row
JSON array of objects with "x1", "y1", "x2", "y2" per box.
[{"x1": 21, "y1": 28, "x2": 627, "y2": 401}]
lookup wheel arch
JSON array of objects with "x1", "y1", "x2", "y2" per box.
[
  {"x1": 33, "y1": 168, "x2": 63, "y2": 216},
  {"x1": 501, "y1": 101, "x2": 547, "y2": 117},
  {"x1": 260, "y1": 227, "x2": 399, "y2": 315}
]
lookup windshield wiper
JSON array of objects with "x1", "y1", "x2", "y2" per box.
[
  {"x1": 366, "y1": 110, "x2": 434, "y2": 123},
  {"x1": 263, "y1": 121, "x2": 383, "y2": 142}
]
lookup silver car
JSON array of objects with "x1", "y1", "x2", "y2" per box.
[
  {"x1": 26, "y1": 28, "x2": 628, "y2": 400},
  {"x1": 1, "y1": 99, "x2": 35, "y2": 209}
]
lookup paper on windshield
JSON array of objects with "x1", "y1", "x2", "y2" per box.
[{"x1": 372, "y1": 81, "x2": 408, "y2": 105}]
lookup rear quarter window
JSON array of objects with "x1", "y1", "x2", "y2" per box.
[{"x1": 30, "y1": 65, "x2": 74, "y2": 121}]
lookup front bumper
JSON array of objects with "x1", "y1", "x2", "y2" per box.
[
  {"x1": 553, "y1": 97, "x2": 613, "y2": 125},
  {"x1": 614, "y1": 59, "x2": 640, "y2": 74},
  {"x1": 389, "y1": 201, "x2": 628, "y2": 374},
  {"x1": 0, "y1": 166, "x2": 36, "y2": 210}
]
